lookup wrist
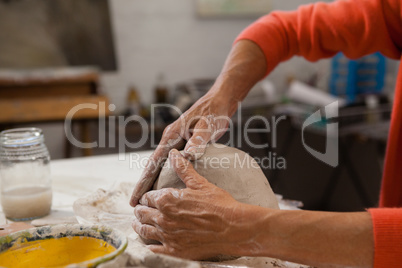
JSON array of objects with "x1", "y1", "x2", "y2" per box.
[
  {"x1": 208, "y1": 78, "x2": 242, "y2": 116},
  {"x1": 222, "y1": 203, "x2": 278, "y2": 257}
]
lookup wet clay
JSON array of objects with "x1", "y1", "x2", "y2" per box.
[{"x1": 154, "y1": 143, "x2": 279, "y2": 209}]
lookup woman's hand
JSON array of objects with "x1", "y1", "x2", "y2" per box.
[
  {"x1": 132, "y1": 149, "x2": 258, "y2": 260},
  {"x1": 132, "y1": 148, "x2": 374, "y2": 267},
  {"x1": 129, "y1": 40, "x2": 267, "y2": 207},
  {"x1": 129, "y1": 89, "x2": 235, "y2": 207}
]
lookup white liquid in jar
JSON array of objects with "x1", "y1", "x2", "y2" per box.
[{"x1": 1, "y1": 186, "x2": 52, "y2": 220}]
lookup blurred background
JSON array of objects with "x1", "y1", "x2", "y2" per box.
[{"x1": 0, "y1": 0, "x2": 400, "y2": 212}]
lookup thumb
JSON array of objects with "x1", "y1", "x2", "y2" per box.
[{"x1": 169, "y1": 149, "x2": 208, "y2": 189}]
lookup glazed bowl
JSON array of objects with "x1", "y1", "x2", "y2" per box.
[{"x1": 0, "y1": 224, "x2": 127, "y2": 267}]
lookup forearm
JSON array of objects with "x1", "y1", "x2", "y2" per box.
[
  {"x1": 229, "y1": 205, "x2": 373, "y2": 267},
  {"x1": 209, "y1": 40, "x2": 267, "y2": 115}
]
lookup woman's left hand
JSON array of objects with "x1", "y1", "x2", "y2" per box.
[{"x1": 132, "y1": 149, "x2": 254, "y2": 260}]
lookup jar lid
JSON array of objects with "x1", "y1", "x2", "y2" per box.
[{"x1": 0, "y1": 128, "x2": 44, "y2": 148}]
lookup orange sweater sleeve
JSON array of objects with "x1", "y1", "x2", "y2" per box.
[
  {"x1": 235, "y1": 1, "x2": 402, "y2": 267},
  {"x1": 369, "y1": 208, "x2": 402, "y2": 267},
  {"x1": 235, "y1": 0, "x2": 401, "y2": 76}
]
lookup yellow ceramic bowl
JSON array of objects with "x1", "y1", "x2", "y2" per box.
[{"x1": 0, "y1": 224, "x2": 127, "y2": 268}]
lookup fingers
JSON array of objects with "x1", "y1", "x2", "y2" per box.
[
  {"x1": 183, "y1": 116, "x2": 213, "y2": 160},
  {"x1": 129, "y1": 130, "x2": 185, "y2": 207},
  {"x1": 130, "y1": 173, "x2": 156, "y2": 207},
  {"x1": 147, "y1": 244, "x2": 168, "y2": 255},
  {"x1": 134, "y1": 205, "x2": 160, "y2": 225},
  {"x1": 132, "y1": 217, "x2": 162, "y2": 242},
  {"x1": 182, "y1": 114, "x2": 230, "y2": 160},
  {"x1": 139, "y1": 188, "x2": 175, "y2": 208},
  {"x1": 170, "y1": 149, "x2": 208, "y2": 189},
  {"x1": 129, "y1": 154, "x2": 160, "y2": 207},
  {"x1": 129, "y1": 112, "x2": 220, "y2": 206}
]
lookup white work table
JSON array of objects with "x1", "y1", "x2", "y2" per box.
[
  {"x1": 50, "y1": 152, "x2": 150, "y2": 213},
  {"x1": 0, "y1": 152, "x2": 306, "y2": 268},
  {"x1": 1, "y1": 150, "x2": 300, "y2": 223},
  {"x1": 0, "y1": 151, "x2": 151, "y2": 224},
  {"x1": 48, "y1": 151, "x2": 299, "y2": 214}
]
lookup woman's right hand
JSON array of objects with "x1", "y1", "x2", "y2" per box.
[
  {"x1": 129, "y1": 87, "x2": 237, "y2": 207},
  {"x1": 129, "y1": 40, "x2": 268, "y2": 207}
]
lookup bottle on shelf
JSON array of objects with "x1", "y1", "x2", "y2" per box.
[
  {"x1": 153, "y1": 73, "x2": 174, "y2": 123},
  {"x1": 126, "y1": 84, "x2": 141, "y2": 116},
  {"x1": 154, "y1": 73, "x2": 169, "y2": 104}
]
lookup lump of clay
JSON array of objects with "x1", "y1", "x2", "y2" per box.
[{"x1": 153, "y1": 143, "x2": 279, "y2": 209}]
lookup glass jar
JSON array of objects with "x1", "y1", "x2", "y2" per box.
[{"x1": 0, "y1": 128, "x2": 52, "y2": 221}]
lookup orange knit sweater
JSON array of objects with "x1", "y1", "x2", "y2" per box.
[{"x1": 235, "y1": 0, "x2": 402, "y2": 266}]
